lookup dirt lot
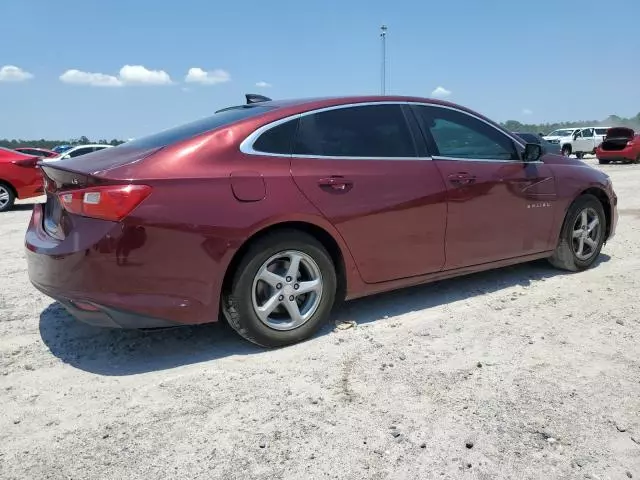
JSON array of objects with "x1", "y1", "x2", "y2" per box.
[{"x1": 1, "y1": 157, "x2": 639, "y2": 480}]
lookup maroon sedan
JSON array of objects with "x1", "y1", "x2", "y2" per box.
[{"x1": 26, "y1": 95, "x2": 618, "y2": 347}]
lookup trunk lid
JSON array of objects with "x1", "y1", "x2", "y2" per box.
[
  {"x1": 605, "y1": 127, "x2": 634, "y2": 139},
  {"x1": 601, "y1": 127, "x2": 635, "y2": 151},
  {"x1": 39, "y1": 146, "x2": 161, "y2": 240},
  {"x1": 43, "y1": 146, "x2": 163, "y2": 179}
]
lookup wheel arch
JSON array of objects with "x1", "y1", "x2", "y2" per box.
[
  {"x1": 576, "y1": 187, "x2": 612, "y2": 240},
  {"x1": 220, "y1": 220, "x2": 350, "y2": 308},
  {"x1": 0, "y1": 179, "x2": 17, "y2": 197}
]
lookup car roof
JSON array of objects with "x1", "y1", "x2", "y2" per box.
[{"x1": 68, "y1": 144, "x2": 113, "y2": 149}]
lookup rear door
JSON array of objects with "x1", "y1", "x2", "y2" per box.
[
  {"x1": 288, "y1": 103, "x2": 448, "y2": 284},
  {"x1": 410, "y1": 104, "x2": 557, "y2": 269}
]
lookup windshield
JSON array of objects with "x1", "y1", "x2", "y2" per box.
[
  {"x1": 122, "y1": 104, "x2": 275, "y2": 150},
  {"x1": 547, "y1": 129, "x2": 575, "y2": 137}
]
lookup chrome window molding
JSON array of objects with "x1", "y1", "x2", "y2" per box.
[{"x1": 239, "y1": 100, "x2": 529, "y2": 162}]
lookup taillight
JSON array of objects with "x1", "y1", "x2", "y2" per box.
[
  {"x1": 627, "y1": 141, "x2": 635, "y2": 147},
  {"x1": 12, "y1": 157, "x2": 39, "y2": 168},
  {"x1": 58, "y1": 184, "x2": 152, "y2": 221}
]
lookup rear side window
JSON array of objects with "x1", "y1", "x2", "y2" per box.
[
  {"x1": 68, "y1": 148, "x2": 91, "y2": 158},
  {"x1": 292, "y1": 104, "x2": 417, "y2": 158},
  {"x1": 413, "y1": 105, "x2": 519, "y2": 160},
  {"x1": 595, "y1": 128, "x2": 608, "y2": 135},
  {"x1": 252, "y1": 118, "x2": 299, "y2": 154},
  {"x1": 123, "y1": 105, "x2": 275, "y2": 150}
]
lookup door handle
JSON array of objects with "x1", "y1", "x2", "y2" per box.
[
  {"x1": 447, "y1": 172, "x2": 476, "y2": 186},
  {"x1": 318, "y1": 176, "x2": 353, "y2": 192}
]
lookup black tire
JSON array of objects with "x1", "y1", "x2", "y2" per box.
[
  {"x1": 575, "y1": 152, "x2": 584, "y2": 159},
  {"x1": 561, "y1": 145, "x2": 572, "y2": 157},
  {"x1": 0, "y1": 182, "x2": 16, "y2": 213},
  {"x1": 223, "y1": 230, "x2": 337, "y2": 347},
  {"x1": 548, "y1": 194, "x2": 606, "y2": 272},
  {"x1": 598, "y1": 158, "x2": 611, "y2": 164}
]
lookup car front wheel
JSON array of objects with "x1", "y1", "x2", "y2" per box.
[
  {"x1": 223, "y1": 230, "x2": 337, "y2": 347},
  {"x1": 548, "y1": 194, "x2": 606, "y2": 271},
  {"x1": 0, "y1": 183, "x2": 16, "y2": 212}
]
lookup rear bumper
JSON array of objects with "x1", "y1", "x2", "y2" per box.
[
  {"x1": 596, "y1": 146, "x2": 638, "y2": 161},
  {"x1": 36, "y1": 287, "x2": 178, "y2": 329},
  {"x1": 25, "y1": 204, "x2": 226, "y2": 328}
]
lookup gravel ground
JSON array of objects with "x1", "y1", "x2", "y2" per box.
[{"x1": 1, "y1": 157, "x2": 639, "y2": 480}]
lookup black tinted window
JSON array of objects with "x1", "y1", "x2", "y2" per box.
[
  {"x1": 293, "y1": 104, "x2": 416, "y2": 158},
  {"x1": 253, "y1": 118, "x2": 299, "y2": 154},
  {"x1": 413, "y1": 106, "x2": 518, "y2": 160},
  {"x1": 123, "y1": 105, "x2": 274, "y2": 150},
  {"x1": 68, "y1": 148, "x2": 91, "y2": 158}
]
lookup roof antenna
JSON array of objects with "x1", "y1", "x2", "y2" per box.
[{"x1": 245, "y1": 93, "x2": 272, "y2": 104}]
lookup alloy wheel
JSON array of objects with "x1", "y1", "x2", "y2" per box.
[
  {"x1": 251, "y1": 250, "x2": 324, "y2": 331},
  {"x1": 0, "y1": 186, "x2": 10, "y2": 209},
  {"x1": 571, "y1": 207, "x2": 602, "y2": 261}
]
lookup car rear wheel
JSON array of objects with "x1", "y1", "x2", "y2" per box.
[
  {"x1": 598, "y1": 158, "x2": 611, "y2": 164},
  {"x1": 223, "y1": 230, "x2": 337, "y2": 347},
  {"x1": 548, "y1": 194, "x2": 606, "y2": 272},
  {"x1": 575, "y1": 152, "x2": 584, "y2": 159},
  {"x1": 0, "y1": 183, "x2": 16, "y2": 213}
]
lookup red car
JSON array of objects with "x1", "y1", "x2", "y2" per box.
[
  {"x1": 0, "y1": 147, "x2": 43, "y2": 212},
  {"x1": 596, "y1": 127, "x2": 640, "y2": 164},
  {"x1": 14, "y1": 147, "x2": 58, "y2": 158},
  {"x1": 25, "y1": 95, "x2": 618, "y2": 347}
]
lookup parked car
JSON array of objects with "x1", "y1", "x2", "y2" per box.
[
  {"x1": 0, "y1": 147, "x2": 43, "y2": 212},
  {"x1": 14, "y1": 147, "x2": 58, "y2": 158},
  {"x1": 543, "y1": 127, "x2": 610, "y2": 158},
  {"x1": 52, "y1": 145, "x2": 73, "y2": 154},
  {"x1": 26, "y1": 94, "x2": 618, "y2": 347},
  {"x1": 43, "y1": 144, "x2": 113, "y2": 163},
  {"x1": 512, "y1": 132, "x2": 562, "y2": 155},
  {"x1": 596, "y1": 127, "x2": 640, "y2": 164}
]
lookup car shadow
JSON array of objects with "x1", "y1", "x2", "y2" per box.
[
  {"x1": 39, "y1": 255, "x2": 610, "y2": 376},
  {"x1": 10, "y1": 203, "x2": 35, "y2": 211}
]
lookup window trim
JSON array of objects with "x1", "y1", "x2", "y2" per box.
[{"x1": 239, "y1": 101, "x2": 530, "y2": 163}]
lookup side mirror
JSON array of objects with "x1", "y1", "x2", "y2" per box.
[
  {"x1": 573, "y1": 133, "x2": 579, "y2": 140},
  {"x1": 523, "y1": 143, "x2": 543, "y2": 162}
]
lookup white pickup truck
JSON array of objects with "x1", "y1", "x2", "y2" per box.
[{"x1": 543, "y1": 127, "x2": 610, "y2": 158}]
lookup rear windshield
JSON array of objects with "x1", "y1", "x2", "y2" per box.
[{"x1": 122, "y1": 105, "x2": 274, "y2": 149}]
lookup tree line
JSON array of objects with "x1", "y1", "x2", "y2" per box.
[
  {"x1": 2, "y1": 111, "x2": 639, "y2": 149},
  {"x1": 0, "y1": 136, "x2": 125, "y2": 150},
  {"x1": 501, "y1": 113, "x2": 640, "y2": 135}
]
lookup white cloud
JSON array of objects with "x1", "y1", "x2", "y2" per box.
[
  {"x1": 60, "y1": 69, "x2": 122, "y2": 87},
  {"x1": 255, "y1": 81, "x2": 272, "y2": 88},
  {"x1": 431, "y1": 86, "x2": 451, "y2": 98},
  {"x1": 522, "y1": 108, "x2": 533, "y2": 115},
  {"x1": 185, "y1": 67, "x2": 231, "y2": 85},
  {"x1": 118, "y1": 65, "x2": 172, "y2": 85},
  {"x1": 0, "y1": 65, "x2": 34, "y2": 82},
  {"x1": 59, "y1": 65, "x2": 172, "y2": 87}
]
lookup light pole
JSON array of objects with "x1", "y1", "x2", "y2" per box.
[{"x1": 380, "y1": 25, "x2": 387, "y2": 95}]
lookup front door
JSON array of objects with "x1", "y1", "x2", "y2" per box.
[
  {"x1": 289, "y1": 103, "x2": 448, "y2": 284},
  {"x1": 410, "y1": 104, "x2": 557, "y2": 270}
]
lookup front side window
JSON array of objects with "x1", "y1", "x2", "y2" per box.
[
  {"x1": 292, "y1": 104, "x2": 417, "y2": 158},
  {"x1": 413, "y1": 106, "x2": 519, "y2": 160}
]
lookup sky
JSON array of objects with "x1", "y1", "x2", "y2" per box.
[{"x1": 1, "y1": 0, "x2": 639, "y2": 140}]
